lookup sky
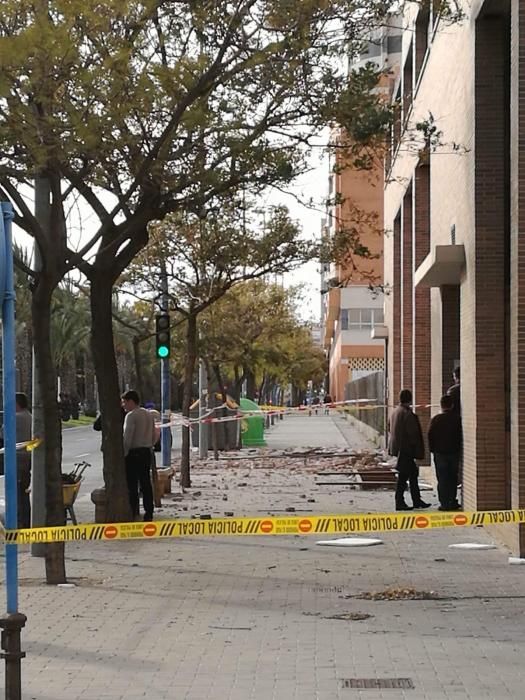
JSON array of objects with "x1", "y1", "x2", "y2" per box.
[
  {"x1": 12, "y1": 144, "x2": 330, "y2": 325},
  {"x1": 263, "y1": 144, "x2": 329, "y2": 324}
]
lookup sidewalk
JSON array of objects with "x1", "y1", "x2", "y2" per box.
[{"x1": 4, "y1": 414, "x2": 525, "y2": 699}]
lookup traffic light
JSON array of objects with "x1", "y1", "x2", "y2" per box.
[{"x1": 155, "y1": 314, "x2": 170, "y2": 359}]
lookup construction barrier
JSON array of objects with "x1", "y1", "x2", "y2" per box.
[{"x1": 4, "y1": 508, "x2": 525, "y2": 545}]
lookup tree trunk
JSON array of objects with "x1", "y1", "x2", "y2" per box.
[
  {"x1": 232, "y1": 365, "x2": 244, "y2": 403},
  {"x1": 258, "y1": 373, "x2": 267, "y2": 403},
  {"x1": 213, "y1": 363, "x2": 231, "y2": 451},
  {"x1": 244, "y1": 367, "x2": 256, "y2": 400},
  {"x1": 180, "y1": 314, "x2": 197, "y2": 488},
  {"x1": 59, "y1": 356, "x2": 77, "y2": 397},
  {"x1": 83, "y1": 351, "x2": 97, "y2": 415},
  {"x1": 32, "y1": 279, "x2": 66, "y2": 584},
  {"x1": 90, "y1": 275, "x2": 131, "y2": 521}
]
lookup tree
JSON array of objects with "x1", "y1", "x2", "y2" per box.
[
  {"x1": 0, "y1": 1, "x2": 454, "y2": 571},
  {"x1": 201, "y1": 281, "x2": 325, "y2": 404},
  {"x1": 123, "y1": 203, "x2": 312, "y2": 485}
]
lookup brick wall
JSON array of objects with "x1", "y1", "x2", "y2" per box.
[
  {"x1": 469, "y1": 8, "x2": 510, "y2": 510},
  {"x1": 507, "y1": 0, "x2": 525, "y2": 553},
  {"x1": 401, "y1": 188, "x2": 413, "y2": 390},
  {"x1": 393, "y1": 213, "x2": 402, "y2": 400},
  {"x1": 413, "y1": 163, "x2": 431, "y2": 456}
]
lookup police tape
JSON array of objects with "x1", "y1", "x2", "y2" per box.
[
  {"x1": 0, "y1": 438, "x2": 42, "y2": 454},
  {"x1": 4, "y1": 508, "x2": 525, "y2": 544},
  {"x1": 154, "y1": 399, "x2": 447, "y2": 431},
  {"x1": 156, "y1": 399, "x2": 381, "y2": 430}
]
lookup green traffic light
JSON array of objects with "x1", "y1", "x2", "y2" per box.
[{"x1": 157, "y1": 346, "x2": 169, "y2": 359}]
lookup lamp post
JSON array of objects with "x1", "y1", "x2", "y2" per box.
[{"x1": 371, "y1": 324, "x2": 389, "y2": 450}]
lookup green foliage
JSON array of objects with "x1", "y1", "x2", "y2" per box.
[
  {"x1": 50, "y1": 282, "x2": 91, "y2": 368},
  {"x1": 200, "y1": 281, "x2": 326, "y2": 391},
  {"x1": 123, "y1": 202, "x2": 314, "y2": 317}
]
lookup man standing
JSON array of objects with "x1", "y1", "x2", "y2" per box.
[
  {"x1": 388, "y1": 389, "x2": 430, "y2": 511},
  {"x1": 121, "y1": 390, "x2": 156, "y2": 521},
  {"x1": 15, "y1": 392, "x2": 32, "y2": 528},
  {"x1": 428, "y1": 395, "x2": 462, "y2": 511}
]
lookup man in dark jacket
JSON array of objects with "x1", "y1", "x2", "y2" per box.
[
  {"x1": 428, "y1": 394, "x2": 462, "y2": 511},
  {"x1": 388, "y1": 389, "x2": 430, "y2": 511}
]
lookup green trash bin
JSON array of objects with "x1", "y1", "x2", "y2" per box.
[{"x1": 239, "y1": 398, "x2": 266, "y2": 447}]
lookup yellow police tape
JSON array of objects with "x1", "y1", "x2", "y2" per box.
[{"x1": 4, "y1": 508, "x2": 525, "y2": 544}]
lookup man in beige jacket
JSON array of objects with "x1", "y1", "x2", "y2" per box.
[{"x1": 121, "y1": 390, "x2": 156, "y2": 521}]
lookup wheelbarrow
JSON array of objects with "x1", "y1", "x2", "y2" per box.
[{"x1": 61, "y1": 461, "x2": 90, "y2": 525}]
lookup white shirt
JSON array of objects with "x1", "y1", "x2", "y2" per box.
[{"x1": 123, "y1": 407, "x2": 156, "y2": 456}]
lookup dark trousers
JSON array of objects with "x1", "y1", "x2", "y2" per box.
[
  {"x1": 434, "y1": 452, "x2": 460, "y2": 508},
  {"x1": 125, "y1": 448, "x2": 154, "y2": 519},
  {"x1": 17, "y1": 463, "x2": 31, "y2": 529},
  {"x1": 395, "y1": 452, "x2": 421, "y2": 507}
]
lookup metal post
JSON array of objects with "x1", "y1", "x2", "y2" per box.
[
  {"x1": 0, "y1": 201, "x2": 27, "y2": 700},
  {"x1": 384, "y1": 337, "x2": 389, "y2": 450},
  {"x1": 31, "y1": 177, "x2": 49, "y2": 557},
  {"x1": 198, "y1": 359, "x2": 208, "y2": 458},
  {"x1": 160, "y1": 261, "x2": 171, "y2": 468}
]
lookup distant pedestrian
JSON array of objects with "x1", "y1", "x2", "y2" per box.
[
  {"x1": 15, "y1": 393, "x2": 32, "y2": 529},
  {"x1": 121, "y1": 390, "x2": 156, "y2": 522},
  {"x1": 93, "y1": 406, "x2": 125, "y2": 433},
  {"x1": 323, "y1": 394, "x2": 332, "y2": 415},
  {"x1": 447, "y1": 366, "x2": 461, "y2": 415},
  {"x1": 388, "y1": 389, "x2": 430, "y2": 511},
  {"x1": 428, "y1": 395, "x2": 462, "y2": 511}
]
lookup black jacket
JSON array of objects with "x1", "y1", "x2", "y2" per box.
[{"x1": 428, "y1": 410, "x2": 462, "y2": 454}]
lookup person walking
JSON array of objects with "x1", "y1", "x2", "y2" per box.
[
  {"x1": 388, "y1": 389, "x2": 430, "y2": 511},
  {"x1": 121, "y1": 390, "x2": 156, "y2": 521},
  {"x1": 428, "y1": 395, "x2": 462, "y2": 511},
  {"x1": 15, "y1": 392, "x2": 32, "y2": 528}
]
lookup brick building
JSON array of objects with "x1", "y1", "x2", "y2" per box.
[
  {"x1": 384, "y1": 0, "x2": 525, "y2": 554},
  {"x1": 321, "y1": 20, "x2": 402, "y2": 402}
]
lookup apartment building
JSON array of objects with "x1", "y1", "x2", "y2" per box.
[
  {"x1": 321, "y1": 20, "x2": 402, "y2": 402},
  {"x1": 384, "y1": 0, "x2": 525, "y2": 554}
]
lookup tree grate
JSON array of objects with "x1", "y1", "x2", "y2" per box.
[{"x1": 341, "y1": 678, "x2": 414, "y2": 689}]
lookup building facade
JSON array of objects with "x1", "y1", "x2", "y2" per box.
[
  {"x1": 321, "y1": 20, "x2": 402, "y2": 402},
  {"x1": 384, "y1": 0, "x2": 525, "y2": 554}
]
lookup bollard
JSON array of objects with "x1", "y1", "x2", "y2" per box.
[
  {"x1": 0, "y1": 612, "x2": 26, "y2": 700},
  {"x1": 90, "y1": 488, "x2": 107, "y2": 523}
]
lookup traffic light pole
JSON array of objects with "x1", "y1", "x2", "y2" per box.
[
  {"x1": 198, "y1": 359, "x2": 208, "y2": 459},
  {"x1": 160, "y1": 262, "x2": 171, "y2": 469},
  {"x1": 1, "y1": 202, "x2": 27, "y2": 700}
]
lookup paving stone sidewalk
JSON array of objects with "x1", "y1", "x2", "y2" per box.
[{"x1": 3, "y1": 413, "x2": 525, "y2": 699}]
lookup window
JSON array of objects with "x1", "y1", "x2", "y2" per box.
[
  {"x1": 361, "y1": 309, "x2": 372, "y2": 327},
  {"x1": 346, "y1": 308, "x2": 384, "y2": 330},
  {"x1": 340, "y1": 309, "x2": 349, "y2": 330}
]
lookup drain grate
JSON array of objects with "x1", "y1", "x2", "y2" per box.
[{"x1": 341, "y1": 678, "x2": 414, "y2": 690}]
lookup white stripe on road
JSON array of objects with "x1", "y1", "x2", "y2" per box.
[{"x1": 74, "y1": 453, "x2": 90, "y2": 458}]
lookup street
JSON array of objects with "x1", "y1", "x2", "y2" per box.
[
  {"x1": 5, "y1": 413, "x2": 525, "y2": 700},
  {"x1": 62, "y1": 423, "x2": 179, "y2": 511}
]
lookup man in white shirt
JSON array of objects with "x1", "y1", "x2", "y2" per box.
[{"x1": 121, "y1": 390, "x2": 156, "y2": 521}]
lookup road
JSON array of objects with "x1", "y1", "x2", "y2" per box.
[
  {"x1": 62, "y1": 423, "x2": 179, "y2": 509},
  {"x1": 61, "y1": 425, "x2": 103, "y2": 500}
]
